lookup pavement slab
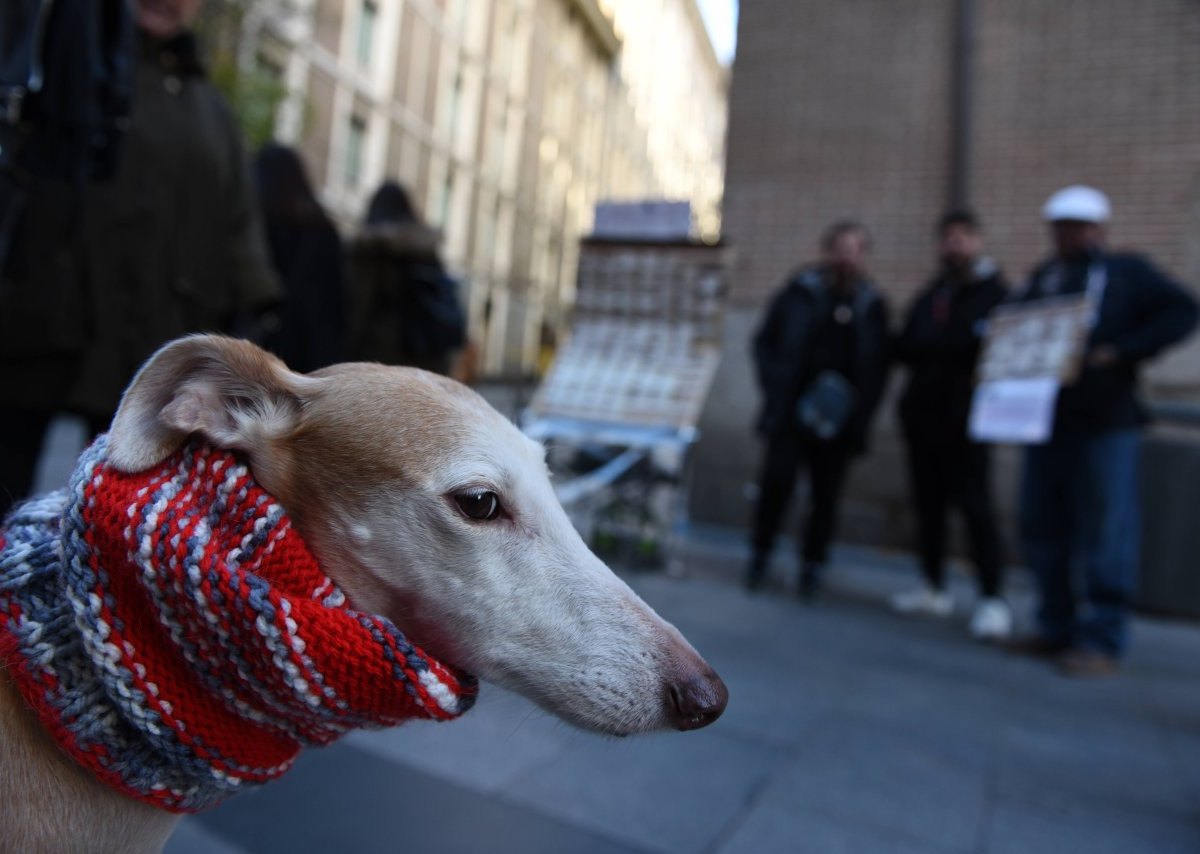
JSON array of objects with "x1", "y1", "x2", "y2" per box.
[
  {"x1": 500, "y1": 727, "x2": 781, "y2": 854},
  {"x1": 342, "y1": 687, "x2": 586, "y2": 795},
  {"x1": 984, "y1": 798, "x2": 1200, "y2": 854},
  {"x1": 717, "y1": 800, "x2": 959, "y2": 854},
  {"x1": 754, "y1": 713, "x2": 989, "y2": 853},
  {"x1": 171, "y1": 742, "x2": 646, "y2": 854}
]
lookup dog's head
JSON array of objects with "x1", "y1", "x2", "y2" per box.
[{"x1": 107, "y1": 335, "x2": 727, "y2": 736}]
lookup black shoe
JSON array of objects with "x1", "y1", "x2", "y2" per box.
[
  {"x1": 744, "y1": 554, "x2": 768, "y2": 591},
  {"x1": 1003, "y1": 634, "x2": 1072, "y2": 659},
  {"x1": 798, "y1": 562, "x2": 823, "y2": 601},
  {"x1": 1056, "y1": 649, "x2": 1119, "y2": 677}
]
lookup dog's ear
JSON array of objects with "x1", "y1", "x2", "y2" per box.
[{"x1": 107, "y1": 334, "x2": 308, "y2": 472}]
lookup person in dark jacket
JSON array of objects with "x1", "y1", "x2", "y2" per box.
[
  {"x1": 345, "y1": 182, "x2": 465, "y2": 376},
  {"x1": 1009, "y1": 186, "x2": 1199, "y2": 676},
  {"x1": 891, "y1": 210, "x2": 1010, "y2": 639},
  {"x1": 747, "y1": 221, "x2": 891, "y2": 597},
  {"x1": 0, "y1": 0, "x2": 280, "y2": 517},
  {"x1": 254, "y1": 144, "x2": 344, "y2": 374}
]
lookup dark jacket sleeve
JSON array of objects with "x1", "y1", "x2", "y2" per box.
[
  {"x1": 311, "y1": 221, "x2": 346, "y2": 368},
  {"x1": 851, "y1": 296, "x2": 892, "y2": 452},
  {"x1": 892, "y1": 291, "x2": 929, "y2": 367},
  {"x1": 1014, "y1": 262, "x2": 1052, "y2": 303},
  {"x1": 862, "y1": 297, "x2": 892, "y2": 419},
  {"x1": 1109, "y1": 256, "x2": 1199, "y2": 363},
  {"x1": 956, "y1": 278, "x2": 1008, "y2": 359},
  {"x1": 220, "y1": 112, "x2": 282, "y2": 319},
  {"x1": 894, "y1": 277, "x2": 1007, "y2": 367},
  {"x1": 752, "y1": 284, "x2": 790, "y2": 390},
  {"x1": 343, "y1": 243, "x2": 370, "y2": 356}
]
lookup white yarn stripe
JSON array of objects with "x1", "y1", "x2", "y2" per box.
[{"x1": 419, "y1": 668, "x2": 465, "y2": 715}]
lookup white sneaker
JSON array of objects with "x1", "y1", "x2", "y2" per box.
[
  {"x1": 889, "y1": 585, "x2": 954, "y2": 618},
  {"x1": 969, "y1": 598, "x2": 1013, "y2": 641}
]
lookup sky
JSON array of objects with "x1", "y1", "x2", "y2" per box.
[{"x1": 695, "y1": 0, "x2": 738, "y2": 65}]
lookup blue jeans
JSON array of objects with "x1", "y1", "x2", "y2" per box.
[{"x1": 1019, "y1": 430, "x2": 1141, "y2": 656}]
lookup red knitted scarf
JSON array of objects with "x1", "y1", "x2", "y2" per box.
[{"x1": 0, "y1": 438, "x2": 476, "y2": 812}]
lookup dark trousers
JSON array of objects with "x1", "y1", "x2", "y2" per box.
[
  {"x1": 1019, "y1": 430, "x2": 1141, "y2": 657},
  {"x1": 0, "y1": 408, "x2": 109, "y2": 519},
  {"x1": 751, "y1": 431, "x2": 852, "y2": 565},
  {"x1": 903, "y1": 431, "x2": 1004, "y2": 597}
]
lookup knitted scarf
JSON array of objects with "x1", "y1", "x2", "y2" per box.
[{"x1": 0, "y1": 437, "x2": 476, "y2": 813}]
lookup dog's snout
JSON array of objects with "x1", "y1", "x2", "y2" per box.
[{"x1": 666, "y1": 670, "x2": 728, "y2": 731}]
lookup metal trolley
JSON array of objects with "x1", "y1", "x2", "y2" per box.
[{"x1": 522, "y1": 237, "x2": 731, "y2": 575}]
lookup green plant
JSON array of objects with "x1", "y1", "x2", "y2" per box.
[{"x1": 210, "y1": 58, "x2": 288, "y2": 149}]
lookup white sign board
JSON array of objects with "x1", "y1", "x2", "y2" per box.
[
  {"x1": 968, "y1": 377, "x2": 1060, "y2": 444},
  {"x1": 976, "y1": 295, "x2": 1091, "y2": 384},
  {"x1": 969, "y1": 296, "x2": 1093, "y2": 444},
  {"x1": 592, "y1": 201, "x2": 692, "y2": 241}
]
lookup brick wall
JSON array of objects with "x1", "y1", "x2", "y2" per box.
[
  {"x1": 972, "y1": 0, "x2": 1200, "y2": 388},
  {"x1": 699, "y1": 0, "x2": 1200, "y2": 550},
  {"x1": 723, "y1": 0, "x2": 955, "y2": 311}
]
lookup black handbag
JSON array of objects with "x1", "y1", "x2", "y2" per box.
[{"x1": 796, "y1": 371, "x2": 857, "y2": 440}]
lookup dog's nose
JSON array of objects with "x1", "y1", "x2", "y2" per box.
[{"x1": 666, "y1": 670, "x2": 729, "y2": 731}]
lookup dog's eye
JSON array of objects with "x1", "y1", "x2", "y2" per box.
[{"x1": 454, "y1": 490, "x2": 502, "y2": 521}]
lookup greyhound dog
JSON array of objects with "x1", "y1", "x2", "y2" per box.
[{"x1": 0, "y1": 334, "x2": 727, "y2": 853}]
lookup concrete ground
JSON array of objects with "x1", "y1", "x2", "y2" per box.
[{"x1": 164, "y1": 529, "x2": 1200, "y2": 854}]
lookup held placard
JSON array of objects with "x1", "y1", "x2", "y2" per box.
[{"x1": 969, "y1": 295, "x2": 1092, "y2": 443}]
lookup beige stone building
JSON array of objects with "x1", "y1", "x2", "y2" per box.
[
  {"x1": 237, "y1": 0, "x2": 727, "y2": 376},
  {"x1": 697, "y1": 0, "x2": 1200, "y2": 549}
]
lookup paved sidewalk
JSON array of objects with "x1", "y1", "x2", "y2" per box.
[{"x1": 167, "y1": 530, "x2": 1200, "y2": 854}]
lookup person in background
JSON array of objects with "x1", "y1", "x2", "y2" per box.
[
  {"x1": 345, "y1": 181, "x2": 465, "y2": 376},
  {"x1": 746, "y1": 221, "x2": 891, "y2": 598},
  {"x1": 0, "y1": 0, "x2": 279, "y2": 518},
  {"x1": 253, "y1": 144, "x2": 344, "y2": 373},
  {"x1": 891, "y1": 210, "x2": 1010, "y2": 639},
  {"x1": 1010, "y1": 186, "x2": 1198, "y2": 675}
]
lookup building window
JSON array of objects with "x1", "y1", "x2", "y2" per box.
[
  {"x1": 450, "y1": 70, "x2": 464, "y2": 134},
  {"x1": 356, "y1": 0, "x2": 377, "y2": 67},
  {"x1": 346, "y1": 115, "x2": 367, "y2": 187},
  {"x1": 438, "y1": 167, "x2": 454, "y2": 229}
]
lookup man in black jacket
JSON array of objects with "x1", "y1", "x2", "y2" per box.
[
  {"x1": 892, "y1": 211, "x2": 1010, "y2": 638},
  {"x1": 0, "y1": 0, "x2": 279, "y2": 518},
  {"x1": 1012, "y1": 186, "x2": 1198, "y2": 675},
  {"x1": 747, "y1": 221, "x2": 890, "y2": 597}
]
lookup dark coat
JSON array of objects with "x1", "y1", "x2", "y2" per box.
[
  {"x1": 0, "y1": 31, "x2": 280, "y2": 416},
  {"x1": 752, "y1": 265, "x2": 891, "y2": 450},
  {"x1": 262, "y1": 213, "x2": 344, "y2": 374},
  {"x1": 1018, "y1": 250, "x2": 1199, "y2": 437},
  {"x1": 345, "y1": 222, "x2": 459, "y2": 375},
  {"x1": 896, "y1": 258, "x2": 1008, "y2": 440}
]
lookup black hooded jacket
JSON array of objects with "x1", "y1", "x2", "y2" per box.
[
  {"x1": 261, "y1": 211, "x2": 344, "y2": 374},
  {"x1": 752, "y1": 265, "x2": 891, "y2": 450},
  {"x1": 0, "y1": 30, "x2": 279, "y2": 416},
  {"x1": 345, "y1": 221, "x2": 464, "y2": 375},
  {"x1": 895, "y1": 257, "x2": 1008, "y2": 440}
]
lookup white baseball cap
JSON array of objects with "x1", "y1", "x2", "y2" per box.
[{"x1": 1042, "y1": 185, "x2": 1111, "y2": 223}]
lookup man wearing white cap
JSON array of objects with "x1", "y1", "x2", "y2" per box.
[{"x1": 1010, "y1": 186, "x2": 1198, "y2": 675}]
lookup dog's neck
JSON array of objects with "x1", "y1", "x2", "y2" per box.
[
  {"x1": 0, "y1": 672, "x2": 179, "y2": 853},
  {"x1": 0, "y1": 477, "x2": 211, "y2": 850}
]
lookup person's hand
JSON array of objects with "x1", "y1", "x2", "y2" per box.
[{"x1": 1088, "y1": 344, "x2": 1120, "y2": 368}]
